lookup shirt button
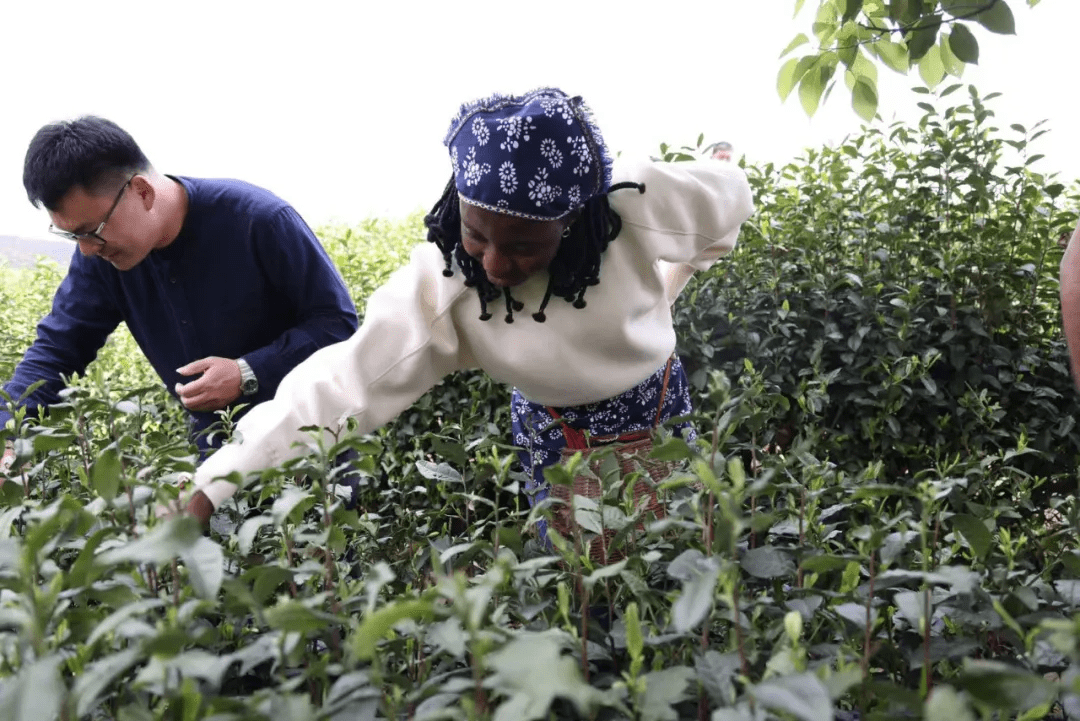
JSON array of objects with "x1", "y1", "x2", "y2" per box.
[{"x1": 169, "y1": 277, "x2": 177, "y2": 284}]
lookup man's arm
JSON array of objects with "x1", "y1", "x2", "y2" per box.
[{"x1": 1060, "y1": 219, "x2": 1080, "y2": 389}]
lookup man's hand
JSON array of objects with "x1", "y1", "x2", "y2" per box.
[{"x1": 175, "y1": 356, "x2": 243, "y2": 412}]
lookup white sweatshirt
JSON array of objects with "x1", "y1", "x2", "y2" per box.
[{"x1": 193, "y1": 158, "x2": 754, "y2": 507}]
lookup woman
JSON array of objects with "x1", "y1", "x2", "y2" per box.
[{"x1": 185, "y1": 88, "x2": 754, "y2": 528}]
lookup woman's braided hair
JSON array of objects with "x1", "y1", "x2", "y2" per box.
[{"x1": 424, "y1": 180, "x2": 643, "y2": 323}]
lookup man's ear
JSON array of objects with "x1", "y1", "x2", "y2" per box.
[{"x1": 130, "y1": 174, "x2": 156, "y2": 211}]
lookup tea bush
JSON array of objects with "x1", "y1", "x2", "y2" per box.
[{"x1": 0, "y1": 86, "x2": 1078, "y2": 720}]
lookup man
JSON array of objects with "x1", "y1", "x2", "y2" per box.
[
  {"x1": 0, "y1": 116, "x2": 358, "y2": 481},
  {"x1": 1060, "y1": 218, "x2": 1080, "y2": 389}
]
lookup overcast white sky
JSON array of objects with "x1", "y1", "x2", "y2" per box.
[{"x1": 0, "y1": 0, "x2": 1074, "y2": 241}]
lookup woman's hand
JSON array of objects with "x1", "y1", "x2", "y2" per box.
[{"x1": 185, "y1": 490, "x2": 214, "y2": 527}]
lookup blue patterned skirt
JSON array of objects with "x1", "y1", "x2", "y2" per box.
[{"x1": 511, "y1": 355, "x2": 696, "y2": 537}]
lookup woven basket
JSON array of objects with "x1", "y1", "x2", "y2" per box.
[{"x1": 548, "y1": 435, "x2": 677, "y2": 565}]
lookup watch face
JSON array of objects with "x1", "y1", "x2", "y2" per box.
[{"x1": 242, "y1": 379, "x2": 258, "y2": 394}]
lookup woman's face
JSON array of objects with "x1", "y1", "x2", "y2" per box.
[{"x1": 459, "y1": 201, "x2": 568, "y2": 288}]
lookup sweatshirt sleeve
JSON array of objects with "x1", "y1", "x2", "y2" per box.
[
  {"x1": 192, "y1": 244, "x2": 475, "y2": 507},
  {"x1": 609, "y1": 159, "x2": 754, "y2": 304}
]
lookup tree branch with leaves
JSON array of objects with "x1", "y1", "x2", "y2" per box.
[{"x1": 778, "y1": 0, "x2": 1040, "y2": 120}]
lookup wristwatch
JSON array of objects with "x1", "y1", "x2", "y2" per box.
[{"x1": 236, "y1": 358, "x2": 259, "y2": 396}]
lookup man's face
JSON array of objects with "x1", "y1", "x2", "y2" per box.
[{"x1": 48, "y1": 177, "x2": 156, "y2": 271}]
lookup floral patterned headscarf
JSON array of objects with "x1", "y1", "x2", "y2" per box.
[{"x1": 443, "y1": 88, "x2": 613, "y2": 221}]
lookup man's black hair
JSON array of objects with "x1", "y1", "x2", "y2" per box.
[
  {"x1": 23, "y1": 116, "x2": 151, "y2": 210},
  {"x1": 424, "y1": 179, "x2": 644, "y2": 323}
]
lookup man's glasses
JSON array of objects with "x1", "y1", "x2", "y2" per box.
[{"x1": 48, "y1": 175, "x2": 135, "y2": 245}]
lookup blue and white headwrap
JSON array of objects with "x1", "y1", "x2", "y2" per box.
[{"x1": 443, "y1": 88, "x2": 613, "y2": 221}]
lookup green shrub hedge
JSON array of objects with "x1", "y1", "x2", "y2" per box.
[{"x1": 0, "y1": 85, "x2": 1078, "y2": 720}]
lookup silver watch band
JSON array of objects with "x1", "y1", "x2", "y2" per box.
[{"x1": 237, "y1": 358, "x2": 258, "y2": 395}]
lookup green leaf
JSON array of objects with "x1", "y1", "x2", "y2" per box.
[
  {"x1": 742, "y1": 546, "x2": 795, "y2": 579},
  {"x1": 925, "y1": 685, "x2": 976, "y2": 721},
  {"x1": 907, "y1": 17, "x2": 940, "y2": 61},
  {"x1": 0, "y1": 656, "x2": 64, "y2": 721},
  {"x1": 90, "y1": 447, "x2": 122, "y2": 502},
  {"x1": 426, "y1": 618, "x2": 467, "y2": 659},
  {"x1": 11, "y1": 437, "x2": 33, "y2": 465},
  {"x1": 872, "y1": 39, "x2": 910, "y2": 73},
  {"x1": 976, "y1": 0, "x2": 1016, "y2": 34},
  {"x1": 842, "y1": 0, "x2": 864, "y2": 22},
  {"x1": 323, "y1": 671, "x2": 378, "y2": 718},
  {"x1": 780, "y1": 33, "x2": 810, "y2": 58},
  {"x1": 640, "y1": 667, "x2": 695, "y2": 721},
  {"x1": 625, "y1": 603, "x2": 644, "y2": 674},
  {"x1": 711, "y1": 707, "x2": 757, "y2": 721},
  {"x1": 851, "y1": 76, "x2": 879, "y2": 121},
  {"x1": 798, "y1": 74, "x2": 824, "y2": 117},
  {"x1": 749, "y1": 672, "x2": 833, "y2": 721},
  {"x1": 31, "y1": 431, "x2": 77, "y2": 453},
  {"x1": 88, "y1": 599, "x2": 165, "y2": 645},
  {"x1": 956, "y1": 659, "x2": 1057, "y2": 709},
  {"x1": 251, "y1": 565, "x2": 294, "y2": 603},
  {"x1": 236, "y1": 516, "x2": 273, "y2": 556},
  {"x1": 649, "y1": 436, "x2": 695, "y2": 462},
  {"x1": 801, "y1": 554, "x2": 853, "y2": 572},
  {"x1": 415, "y1": 460, "x2": 463, "y2": 484},
  {"x1": 583, "y1": 558, "x2": 628, "y2": 589},
  {"x1": 352, "y1": 597, "x2": 434, "y2": 660},
  {"x1": 68, "y1": 527, "x2": 121, "y2": 588},
  {"x1": 822, "y1": 667, "x2": 864, "y2": 700},
  {"x1": 894, "y1": 590, "x2": 928, "y2": 630},
  {"x1": 798, "y1": 56, "x2": 836, "y2": 116},
  {"x1": 949, "y1": 23, "x2": 980, "y2": 63},
  {"x1": 951, "y1": 514, "x2": 993, "y2": 559},
  {"x1": 938, "y1": 34, "x2": 965, "y2": 77},
  {"x1": 485, "y1": 632, "x2": 604, "y2": 721},
  {"x1": 812, "y1": 2, "x2": 839, "y2": 43},
  {"x1": 271, "y1": 487, "x2": 313, "y2": 526},
  {"x1": 181, "y1": 536, "x2": 224, "y2": 600},
  {"x1": 95, "y1": 516, "x2": 203, "y2": 566},
  {"x1": 672, "y1": 561, "x2": 721, "y2": 633},
  {"x1": 266, "y1": 599, "x2": 342, "y2": 635},
  {"x1": 697, "y1": 651, "x2": 741, "y2": 706},
  {"x1": 778, "y1": 56, "x2": 815, "y2": 102},
  {"x1": 847, "y1": 49, "x2": 878, "y2": 84},
  {"x1": 918, "y1": 45, "x2": 946, "y2": 88},
  {"x1": 72, "y1": 647, "x2": 143, "y2": 717}
]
